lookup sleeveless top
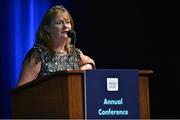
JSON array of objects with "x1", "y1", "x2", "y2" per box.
[{"x1": 27, "y1": 45, "x2": 80, "y2": 77}]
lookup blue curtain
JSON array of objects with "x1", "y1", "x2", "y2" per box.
[{"x1": 0, "y1": 0, "x2": 73, "y2": 118}]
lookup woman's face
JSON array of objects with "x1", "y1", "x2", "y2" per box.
[{"x1": 47, "y1": 12, "x2": 72, "y2": 41}]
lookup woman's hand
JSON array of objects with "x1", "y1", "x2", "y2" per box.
[{"x1": 80, "y1": 63, "x2": 93, "y2": 70}]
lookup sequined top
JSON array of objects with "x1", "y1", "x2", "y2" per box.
[{"x1": 28, "y1": 45, "x2": 81, "y2": 77}]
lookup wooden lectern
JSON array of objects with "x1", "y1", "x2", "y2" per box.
[{"x1": 11, "y1": 70, "x2": 153, "y2": 119}]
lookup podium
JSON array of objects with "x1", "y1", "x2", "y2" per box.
[{"x1": 11, "y1": 70, "x2": 153, "y2": 119}]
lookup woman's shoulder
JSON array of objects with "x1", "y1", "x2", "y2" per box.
[
  {"x1": 74, "y1": 48, "x2": 83, "y2": 55},
  {"x1": 24, "y1": 44, "x2": 47, "y2": 63},
  {"x1": 33, "y1": 44, "x2": 48, "y2": 53}
]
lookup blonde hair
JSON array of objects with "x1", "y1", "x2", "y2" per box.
[{"x1": 36, "y1": 5, "x2": 74, "y2": 55}]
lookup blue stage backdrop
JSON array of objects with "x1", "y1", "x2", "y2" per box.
[{"x1": 0, "y1": 0, "x2": 73, "y2": 118}]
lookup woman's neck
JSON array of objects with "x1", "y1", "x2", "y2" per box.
[
  {"x1": 53, "y1": 48, "x2": 66, "y2": 54},
  {"x1": 51, "y1": 39, "x2": 67, "y2": 54}
]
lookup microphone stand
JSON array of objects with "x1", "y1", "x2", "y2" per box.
[
  {"x1": 67, "y1": 30, "x2": 76, "y2": 70},
  {"x1": 72, "y1": 31, "x2": 76, "y2": 70}
]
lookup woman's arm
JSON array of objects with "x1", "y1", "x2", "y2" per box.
[
  {"x1": 77, "y1": 49, "x2": 96, "y2": 70},
  {"x1": 17, "y1": 51, "x2": 41, "y2": 87}
]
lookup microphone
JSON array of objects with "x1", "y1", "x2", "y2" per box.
[
  {"x1": 67, "y1": 29, "x2": 76, "y2": 40},
  {"x1": 67, "y1": 29, "x2": 76, "y2": 69}
]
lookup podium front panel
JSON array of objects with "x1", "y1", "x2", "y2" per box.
[{"x1": 84, "y1": 69, "x2": 140, "y2": 119}]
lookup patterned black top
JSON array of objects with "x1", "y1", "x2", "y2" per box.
[{"x1": 26, "y1": 45, "x2": 81, "y2": 77}]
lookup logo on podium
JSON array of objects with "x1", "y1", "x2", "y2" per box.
[{"x1": 107, "y1": 78, "x2": 119, "y2": 91}]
